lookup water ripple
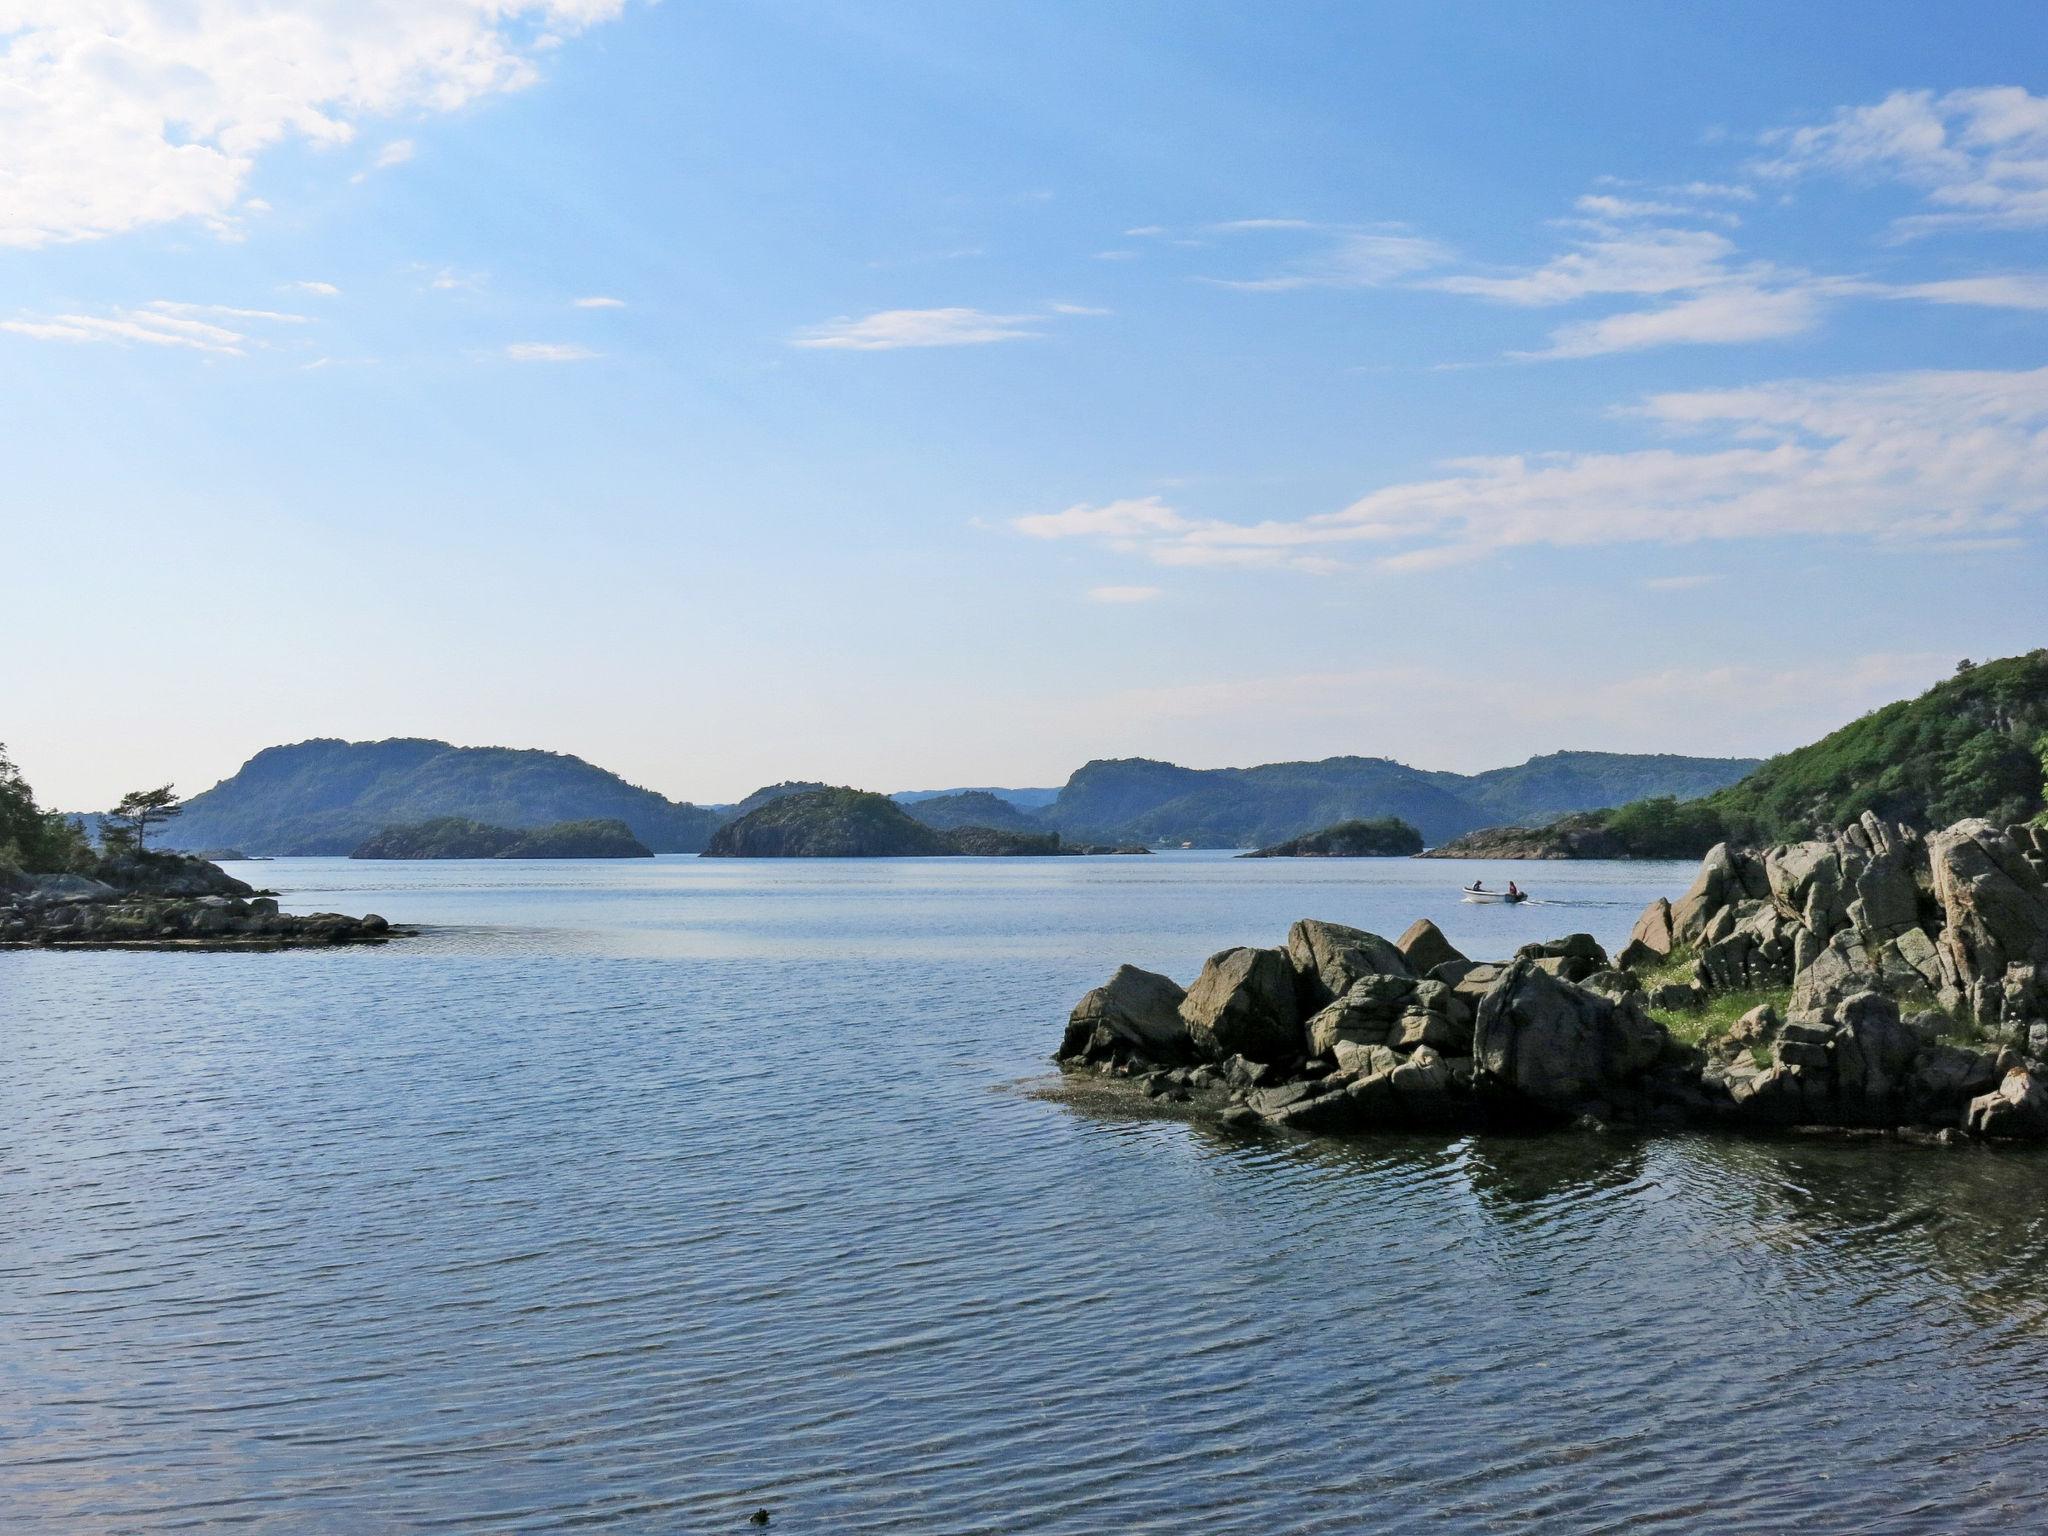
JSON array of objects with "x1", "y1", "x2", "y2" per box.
[{"x1": 5, "y1": 855, "x2": 2048, "y2": 1532}]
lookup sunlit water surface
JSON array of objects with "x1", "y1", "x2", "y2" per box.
[{"x1": 5, "y1": 853, "x2": 2047, "y2": 1534}]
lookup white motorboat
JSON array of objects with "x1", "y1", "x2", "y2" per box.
[{"x1": 1461, "y1": 885, "x2": 1528, "y2": 904}]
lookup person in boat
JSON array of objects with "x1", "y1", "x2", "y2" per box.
[
  {"x1": 1507, "y1": 880, "x2": 1522, "y2": 899},
  {"x1": 1468, "y1": 880, "x2": 1486, "y2": 892}
]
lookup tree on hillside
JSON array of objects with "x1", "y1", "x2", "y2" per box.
[
  {"x1": 105, "y1": 785, "x2": 184, "y2": 852},
  {"x1": 0, "y1": 744, "x2": 95, "y2": 874}
]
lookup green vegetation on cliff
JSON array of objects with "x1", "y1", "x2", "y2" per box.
[
  {"x1": 351, "y1": 816, "x2": 653, "y2": 859},
  {"x1": 164, "y1": 738, "x2": 723, "y2": 855},
  {"x1": 1701, "y1": 652, "x2": 2048, "y2": 841},
  {"x1": 1458, "y1": 652, "x2": 2048, "y2": 859},
  {"x1": 1242, "y1": 817, "x2": 1424, "y2": 858}
]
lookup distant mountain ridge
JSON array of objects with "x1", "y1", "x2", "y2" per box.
[
  {"x1": 154, "y1": 737, "x2": 1760, "y2": 857},
  {"x1": 164, "y1": 738, "x2": 724, "y2": 855},
  {"x1": 1038, "y1": 750, "x2": 1760, "y2": 848}
]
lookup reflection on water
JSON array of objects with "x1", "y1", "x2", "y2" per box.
[{"x1": 3, "y1": 853, "x2": 2046, "y2": 1533}]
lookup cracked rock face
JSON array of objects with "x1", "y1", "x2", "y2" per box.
[{"x1": 1646, "y1": 815, "x2": 2048, "y2": 1046}]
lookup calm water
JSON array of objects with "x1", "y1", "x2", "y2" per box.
[{"x1": 5, "y1": 853, "x2": 2048, "y2": 1534}]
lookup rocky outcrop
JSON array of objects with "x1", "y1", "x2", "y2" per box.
[
  {"x1": 0, "y1": 855, "x2": 406, "y2": 950},
  {"x1": 1058, "y1": 917, "x2": 1676, "y2": 1135},
  {"x1": 1060, "y1": 817, "x2": 2048, "y2": 1140},
  {"x1": 1637, "y1": 814, "x2": 2048, "y2": 1052}
]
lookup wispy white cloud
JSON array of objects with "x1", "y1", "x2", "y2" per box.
[
  {"x1": 287, "y1": 280, "x2": 341, "y2": 297},
  {"x1": 504, "y1": 342, "x2": 598, "y2": 362},
  {"x1": 572, "y1": 295, "x2": 627, "y2": 309},
  {"x1": 1757, "y1": 85, "x2": 2048, "y2": 235},
  {"x1": 425, "y1": 266, "x2": 486, "y2": 292},
  {"x1": 1016, "y1": 365, "x2": 2048, "y2": 572},
  {"x1": 0, "y1": 298, "x2": 306, "y2": 356},
  {"x1": 0, "y1": 2, "x2": 627, "y2": 247},
  {"x1": 1881, "y1": 274, "x2": 2048, "y2": 310},
  {"x1": 1086, "y1": 585, "x2": 1163, "y2": 603},
  {"x1": 1431, "y1": 226, "x2": 1751, "y2": 306},
  {"x1": 1644, "y1": 573, "x2": 1721, "y2": 590},
  {"x1": 793, "y1": 307, "x2": 1041, "y2": 350},
  {"x1": 352, "y1": 138, "x2": 417, "y2": 181},
  {"x1": 1527, "y1": 283, "x2": 1824, "y2": 358},
  {"x1": 1205, "y1": 224, "x2": 1450, "y2": 292},
  {"x1": 1016, "y1": 496, "x2": 1190, "y2": 541},
  {"x1": 792, "y1": 301, "x2": 1106, "y2": 351}
]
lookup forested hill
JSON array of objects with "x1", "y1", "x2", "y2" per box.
[
  {"x1": 1431, "y1": 651, "x2": 2048, "y2": 859},
  {"x1": 1041, "y1": 750, "x2": 1759, "y2": 848},
  {"x1": 164, "y1": 739, "x2": 725, "y2": 855},
  {"x1": 1703, "y1": 651, "x2": 2048, "y2": 841}
]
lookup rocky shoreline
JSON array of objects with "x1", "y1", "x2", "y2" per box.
[
  {"x1": 1, "y1": 853, "x2": 406, "y2": 950},
  {"x1": 1055, "y1": 816, "x2": 2048, "y2": 1143}
]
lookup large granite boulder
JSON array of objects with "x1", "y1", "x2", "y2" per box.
[
  {"x1": 1472, "y1": 961, "x2": 1668, "y2": 1115},
  {"x1": 1618, "y1": 897, "x2": 1674, "y2": 970},
  {"x1": 1671, "y1": 843, "x2": 1769, "y2": 946},
  {"x1": 1303, "y1": 974, "x2": 1414, "y2": 1056},
  {"x1": 1395, "y1": 918, "x2": 1464, "y2": 977},
  {"x1": 1827, "y1": 991, "x2": 1925, "y2": 1125},
  {"x1": 1285, "y1": 919, "x2": 1412, "y2": 1012},
  {"x1": 1061, "y1": 964, "x2": 1190, "y2": 1063},
  {"x1": 23, "y1": 873, "x2": 120, "y2": 903},
  {"x1": 1966, "y1": 1069, "x2": 2048, "y2": 1139},
  {"x1": 1181, "y1": 946, "x2": 1302, "y2": 1064},
  {"x1": 1929, "y1": 820, "x2": 2048, "y2": 1028},
  {"x1": 1515, "y1": 933, "x2": 1609, "y2": 983}
]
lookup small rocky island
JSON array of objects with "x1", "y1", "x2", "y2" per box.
[
  {"x1": 1242, "y1": 817, "x2": 1423, "y2": 858},
  {"x1": 351, "y1": 816, "x2": 653, "y2": 859},
  {"x1": 1418, "y1": 813, "x2": 1624, "y2": 860},
  {"x1": 1, "y1": 851, "x2": 404, "y2": 949},
  {"x1": 704, "y1": 786, "x2": 1146, "y2": 857},
  {"x1": 1057, "y1": 815, "x2": 2048, "y2": 1142}
]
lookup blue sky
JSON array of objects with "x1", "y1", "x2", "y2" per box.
[{"x1": 6, "y1": 1, "x2": 2047, "y2": 809}]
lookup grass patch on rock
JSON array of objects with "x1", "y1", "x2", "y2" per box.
[{"x1": 1651, "y1": 987, "x2": 1792, "y2": 1048}]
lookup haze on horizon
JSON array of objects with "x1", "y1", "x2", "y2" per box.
[{"x1": 5, "y1": 1, "x2": 2046, "y2": 811}]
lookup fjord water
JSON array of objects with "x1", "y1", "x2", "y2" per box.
[{"x1": 6, "y1": 855, "x2": 2048, "y2": 1534}]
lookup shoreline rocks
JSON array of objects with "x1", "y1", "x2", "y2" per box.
[
  {"x1": 1, "y1": 853, "x2": 409, "y2": 950},
  {"x1": 1055, "y1": 816, "x2": 2048, "y2": 1145}
]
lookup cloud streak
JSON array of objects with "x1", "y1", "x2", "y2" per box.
[
  {"x1": 792, "y1": 301, "x2": 1108, "y2": 351},
  {"x1": 1016, "y1": 365, "x2": 2048, "y2": 572},
  {"x1": 0, "y1": 299, "x2": 307, "y2": 356}
]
